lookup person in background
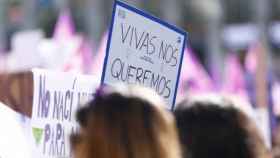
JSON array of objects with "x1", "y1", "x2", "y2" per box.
[
  {"x1": 5, "y1": 1, "x2": 24, "y2": 52},
  {"x1": 70, "y1": 84, "x2": 182, "y2": 158},
  {"x1": 174, "y1": 95, "x2": 270, "y2": 158},
  {"x1": 272, "y1": 118, "x2": 280, "y2": 158}
]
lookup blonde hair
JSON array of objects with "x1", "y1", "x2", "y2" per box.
[{"x1": 71, "y1": 84, "x2": 181, "y2": 158}]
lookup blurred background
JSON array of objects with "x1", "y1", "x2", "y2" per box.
[
  {"x1": 0, "y1": 0, "x2": 280, "y2": 107},
  {"x1": 0, "y1": 0, "x2": 279, "y2": 141},
  {"x1": 0, "y1": 0, "x2": 280, "y2": 154},
  {"x1": 0, "y1": 0, "x2": 279, "y2": 76}
]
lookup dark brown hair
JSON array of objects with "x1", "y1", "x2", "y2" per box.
[
  {"x1": 174, "y1": 97, "x2": 269, "y2": 158},
  {"x1": 71, "y1": 85, "x2": 181, "y2": 158}
]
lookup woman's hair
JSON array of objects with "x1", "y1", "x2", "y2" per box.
[
  {"x1": 174, "y1": 95, "x2": 269, "y2": 158},
  {"x1": 71, "y1": 84, "x2": 181, "y2": 158},
  {"x1": 273, "y1": 120, "x2": 280, "y2": 158}
]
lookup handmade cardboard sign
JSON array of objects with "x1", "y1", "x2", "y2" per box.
[
  {"x1": 31, "y1": 69, "x2": 99, "y2": 158},
  {"x1": 101, "y1": 0, "x2": 187, "y2": 109}
]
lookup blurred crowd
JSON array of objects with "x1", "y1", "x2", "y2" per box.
[
  {"x1": 71, "y1": 84, "x2": 274, "y2": 158},
  {"x1": 1, "y1": 83, "x2": 280, "y2": 158},
  {"x1": 0, "y1": 0, "x2": 280, "y2": 158}
]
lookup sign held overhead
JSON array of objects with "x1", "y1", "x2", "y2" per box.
[{"x1": 101, "y1": 0, "x2": 187, "y2": 109}]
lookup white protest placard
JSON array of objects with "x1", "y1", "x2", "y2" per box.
[
  {"x1": 101, "y1": 0, "x2": 187, "y2": 109},
  {"x1": 0, "y1": 103, "x2": 32, "y2": 158},
  {"x1": 31, "y1": 69, "x2": 99, "y2": 158}
]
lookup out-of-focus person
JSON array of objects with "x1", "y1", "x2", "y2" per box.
[
  {"x1": 174, "y1": 95, "x2": 270, "y2": 158},
  {"x1": 272, "y1": 119, "x2": 280, "y2": 158},
  {"x1": 70, "y1": 84, "x2": 182, "y2": 158},
  {"x1": 5, "y1": 1, "x2": 24, "y2": 52}
]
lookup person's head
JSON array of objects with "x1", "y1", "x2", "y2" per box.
[
  {"x1": 272, "y1": 118, "x2": 280, "y2": 158},
  {"x1": 174, "y1": 95, "x2": 268, "y2": 158},
  {"x1": 71, "y1": 84, "x2": 181, "y2": 158}
]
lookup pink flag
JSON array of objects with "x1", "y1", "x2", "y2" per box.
[
  {"x1": 53, "y1": 9, "x2": 75, "y2": 41},
  {"x1": 245, "y1": 44, "x2": 258, "y2": 74},
  {"x1": 91, "y1": 32, "x2": 108, "y2": 79},
  {"x1": 222, "y1": 53, "x2": 248, "y2": 100},
  {"x1": 52, "y1": 9, "x2": 95, "y2": 73},
  {"x1": 272, "y1": 82, "x2": 280, "y2": 116},
  {"x1": 178, "y1": 48, "x2": 214, "y2": 99},
  {"x1": 62, "y1": 49, "x2": 83, "y2": 73},
  {"x1": 79, "y1": 39, "x2": 94, "y2": 74},
  {"x1": 62, "y1": 38, "x2": 94, "y2": 74}
]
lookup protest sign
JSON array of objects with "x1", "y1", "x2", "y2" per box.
[
  {"x1": 0, "y1": 71, "x2": 33, "y2": 117},
  {"x1": 101, "y1": 0, "x2": 187, "y2": 109},
  {"x1": 31, "y1": 69, "x2": 99, "y2": 158},
  {"x1": 0, "y1": 103, "x2": 32, "y2": 158}
]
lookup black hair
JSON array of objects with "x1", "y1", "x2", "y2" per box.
[{"x1": 174, "y1": 100, "x2": 256, "y2": 158}]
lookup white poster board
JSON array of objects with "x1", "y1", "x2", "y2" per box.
[
  {"x1": 101, "y1": 0, "x2": 187, "y2": 109},
  {"x1": 0, "y1": 103, "x2": 32, "y2": 158},
  {"x1": 31, "y1": 69, "x2": 99, "y2": 158}
]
